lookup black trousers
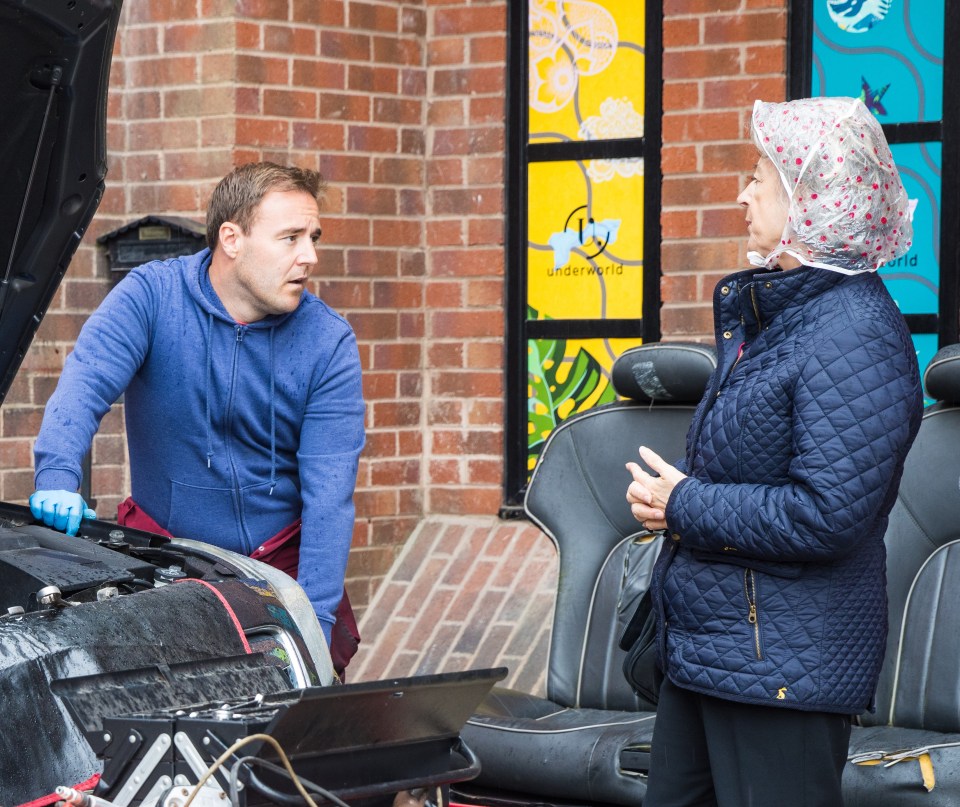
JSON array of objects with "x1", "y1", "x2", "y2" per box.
[{"x1": 645, "y1": 678, "x2": 852, "y2": 807}]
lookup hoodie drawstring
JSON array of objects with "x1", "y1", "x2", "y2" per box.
[{"x1": 268, "y1": 327, "x2": 277, "y2": 495}]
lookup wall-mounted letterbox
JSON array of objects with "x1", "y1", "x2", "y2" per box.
[{"x1": 97, "y1": 215, "x2": 206, "y2": 276}]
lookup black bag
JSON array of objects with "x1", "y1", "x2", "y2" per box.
[{"x1": 619, "y1": 588, "x2": 662, "y2": 705}]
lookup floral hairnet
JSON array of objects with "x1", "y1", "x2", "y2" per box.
[{"x1": 750, "y1": 97, "x2": 913, "y2": 274}]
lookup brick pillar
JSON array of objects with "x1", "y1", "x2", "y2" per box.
[{"x1": 660, "y1": 0, "x2": 787, "y2": 341}]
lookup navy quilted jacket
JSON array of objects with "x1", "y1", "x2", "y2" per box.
[{"x1": 654, "y1": 264, "x2": 923, "y2": 714}]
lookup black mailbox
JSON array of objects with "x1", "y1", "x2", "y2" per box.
[{"x1": 97, "y1": 215, "x2": 206, "y2": 275}]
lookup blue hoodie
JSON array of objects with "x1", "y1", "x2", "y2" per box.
[{"x1": 34, "y1": 249, "x2": 365, "y2": 643}]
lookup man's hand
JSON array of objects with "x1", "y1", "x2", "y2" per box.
[
  {"x1": 29, "y1": 490, "x2": 97, "y2": 536},
  {"x1": 625, "y1": 446, "x2": 686, "y2": 532}
]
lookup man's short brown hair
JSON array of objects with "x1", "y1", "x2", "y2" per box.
[{"x1": 206, "y1": 162, "x2": 326, "y2": 252}]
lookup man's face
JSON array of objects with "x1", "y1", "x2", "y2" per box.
[{"x1": 231, "y1": 189, "x2": 321, "y2": 322}]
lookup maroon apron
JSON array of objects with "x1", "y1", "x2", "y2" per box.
[{"x1": 117, "y1": 497, "x2": 360, "y2": 680}]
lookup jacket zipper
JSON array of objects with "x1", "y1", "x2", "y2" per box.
[
  {"x1": 744, "y1": 568, "x2": 763, "y2": 660},
  {"x1": 225, "y1": 325, "x2": 252, "y2": 553}
]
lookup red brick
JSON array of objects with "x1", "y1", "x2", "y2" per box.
[
  {"x1": 346, "y1": 187, "x2": 398, "y2": 216},
  {"x1": 373, "y1": 36, "x2": 422, "y2": 66},
  {"x1": 704, "y1": 10, "x2": 786, "y2": 44},
  {"x1": 662, "y1": 210, "x2": 699, "y2": 239},
  {"x1": 347, "y1": 125, "x2": 398, "y2": 153},
  {"x1": 469, "y1": 96, "x2": 506, "y2": 124},
  {"x1": 663, "y1": 110, "x2": 742, "y2": 142},
  {"x1": 662, "y1": 175, "x2": 741, "y2": 207},
  {"x1": 702, "y1": 207, "x2": 747, "y2": 238},
  {"x1": 664, "y1": 17, "x2": 701, "y2": 47},
  {"x1": 470, "y1": 36, "x2": 506, "y2": 64},
  {"x1": 432, "y1": 189, "x2": 502, "y2": 216},
  {"x1": 428, "y1": 99, "x2": 466, "y2": 127},
  {"x1": 663, "y1": 81, "x2": 700, "y2": 111},
  {"x1": 661, "y1": 240, "x2": 742, "y2": 271},
  {"x1": 663, "y1": 47, "x2": 740, "y2": 81},
  {"x1": 373, "y1": 281, "x2": 424, "y2": 309},
  {"x1": 401, "y1": 7, "x2": 426, "y2": 36},
  {"x1": 263, "y1": 89, "x2": 317, "y2": 118},
  {"x1": 293, "y1": 60, "x2": 347, "y2": 90},
  {"x1": 703, "y1": 142, "x2": 761, "y2": 172},
  {"x1": 664, "y1": 0, "x2": 741, "y2": 12},
  {"x1": 468, "y1": 399, "x2": 504, "y2": 426},
  {"x1": 373, "y1": 157, "x2": 423, "y2": 186},
  {"x1": 429, "y1": 39, "x2": 464, "y2": 68},
  {"x1": 373, "y1": 401, "x2": 422, "y2": 428},
  {"x1": 425, "y1": 282, "x2": 464, "y2": 308},
  {"x1": 349, "y1": 64, "x2": 400, "y2": 94},
  {"x1": 293, "y1": 0, "x2": 343, "y2": 25},
  {"x1": 432, "y1": 248, "x2": 503, "y2": 278},
  {"x1": 434, "y1": 6, "x2": 505, "y2": 35},
  {"x1": 349, "y1": 2, "x2": 399, "y2": 33},
  {"x1": 236, "y1": 54, "x2": 289, "y2": 84},
  {"x1": 363, "y1": 373, "x2": 399, "y2": 400},
  {"x1": 427, "y1": 220, "x2": 464, "y2": 247},
  {"x1": 467, "y1": 156, "x2": 504, "y2": 185},
  {"x1": 703, "y1": 77, "x2": 785, "y2": 109},
  {"x1": 374, "y1": 97, "x2": 423, "y2": 125},
  {"x1": 164, "y1": 21, "x2": 235, "y2": 52},
  {"x1": 465, "y1": 279, "x2": 502, "y2": 307},
  {"x1": 263, "y1": 24, "x2": 317, "y2": 55},
  {"x1": 397, "y1": 430, "x2": 422, "y2": 455},
  {"x1": 745, "y1": 45, "x2": 787, "y2": 76},
  {"x1": 430, "y1": 487, "x2": 502, "y2": 515},
  {"x1": 320, "y1": 93, "x2": 370, "y2": 123},
  {"x1": 433, "y1": 67, "x2": 504, "y2": 97},
  {"x1": 293, "y1": 121, "x2": 347, "y2": 150},
  {"x1": 236, "y1": 0, "x2": 288, "y2": 19},
  {"x1": 661, "y1": 273, "x2": 700, "y2": 303},
  {"x1": 373, "y1": 219, "x2": 423, "y2": 247},
  {"x1": 428, "y1": 400, "x2": 462, "y2": 426}
]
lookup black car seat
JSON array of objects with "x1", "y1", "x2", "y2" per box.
[
  {"x1": 457, "y1": 343, "x2": 716, "y2": 807},
  {"x1": 844, "y1": 344, "x2": 960, "y2": 804}
]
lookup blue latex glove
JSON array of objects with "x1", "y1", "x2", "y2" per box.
[{"x1": 29, "y1": 490, "x2": 97, "y2": 536}]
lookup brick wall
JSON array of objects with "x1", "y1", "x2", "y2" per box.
[
  {"x1": 660, "y1": 0, "x2": 788, "y2": 338},
  {"x1": 6, "y1": 0, "x2": 790, "y2": 617}
]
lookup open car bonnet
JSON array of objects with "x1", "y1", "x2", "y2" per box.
[{"x1": 0, "y1": 0, "x2": 120, "y2": 401}]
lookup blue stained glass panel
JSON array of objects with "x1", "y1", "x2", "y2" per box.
[
  {"x1": 812, "y1": 0, "x2": 943, "y2": 125},
  {"x1": 880, "y1": 142, "x2": 940, "y2": 316}
]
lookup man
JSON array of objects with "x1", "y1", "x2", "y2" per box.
[{"x1": 30, "y1": 162, "x2": 365, "y2": 675}]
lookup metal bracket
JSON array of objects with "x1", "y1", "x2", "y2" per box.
[{"x1": 113, "y1": 734, "x2": 172, "y2": 807}]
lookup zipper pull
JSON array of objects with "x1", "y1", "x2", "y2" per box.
[
  {"x1": 748, "y1": 604, "x2": 757, "y2": 624},
  {"x1": 236, "y1": 325, "x2": 245, "y2": 342}
]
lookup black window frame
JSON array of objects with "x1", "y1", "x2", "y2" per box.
[
  {"x1": 787, "y1": 0, "x2": 960, "y2": 347},
  {"x1": 501, "y1": 0, "x2": 664, "y2": 513}
]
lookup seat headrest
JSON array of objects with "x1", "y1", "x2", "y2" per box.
[
  {"x1": 612, "y1": 343, "x2": 717, "y2": 404},
  {"x1": 924, "y1": 344, "x2": 960, "y2": 403}
]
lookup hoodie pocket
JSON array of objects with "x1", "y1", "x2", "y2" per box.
[{"x1": 168, "y1": 480, "x2": 242, "y2": 551}]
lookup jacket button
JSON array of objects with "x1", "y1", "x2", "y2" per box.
[
  {"x1": 720, "y1": 285, "x2": 730, "y2": 295},
  {"x1": 671, "y1": 533, "x2": 681, "y2": 542},
  {"x1": 764, "y1": 281, "x2": 772, "y2": 289},
  {"x1": 722, "y1": 330, "x2": 733, "y2": 339}
]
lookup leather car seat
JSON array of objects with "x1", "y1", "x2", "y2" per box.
[
  {"x1": 458, "y1": 343, "x2": 716, "y2": 807},
  {"x1": 844, "y1": 343, "x2": 960, "y2": 805}
]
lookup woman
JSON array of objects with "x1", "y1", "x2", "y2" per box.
[{"x1": 625, "y1": 97, "x2": 923, "y2": 806}]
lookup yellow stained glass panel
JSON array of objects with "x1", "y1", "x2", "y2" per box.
[
  {"x1": 529, "y1": 0, "x2": 645, "y2": 143},
  {"x1": 527, "y1": 159, "x2": 643, "y2": 320},
  {"x1": 527, "y1": 335, "x2": 643, "y2": 473}
]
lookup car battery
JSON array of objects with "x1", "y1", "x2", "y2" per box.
[{"x1": 93, "y1": 667, "x2": 506, "y2": 807}]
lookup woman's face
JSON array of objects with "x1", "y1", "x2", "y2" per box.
[{"x1": 737, "y1": 156, "x2": 789, "y2": 256}]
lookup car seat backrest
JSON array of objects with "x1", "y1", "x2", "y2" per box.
[
  {"x1": 524, "y1": 343, "x2": 715, "y2": 711},
  {"x1": 863, "y1": 344, "x2": 960, "y2": 727}
]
